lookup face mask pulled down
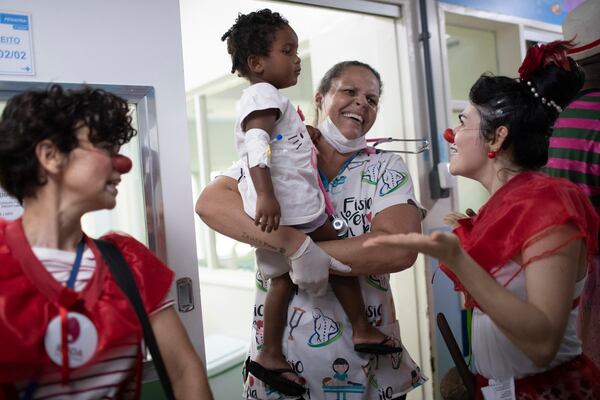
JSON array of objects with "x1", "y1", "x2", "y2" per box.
[{"x1": 318, "y1": 116, "x2": 367, "y2": 154}]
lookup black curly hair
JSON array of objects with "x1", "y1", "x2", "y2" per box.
[
  {"x1": 221, "y1": 9, "x2": 289, "y2": 78},
  {"x1": 469, "y1": 58, "x2": 584, "y2": 170},
  {"x1": 0, "y1": 84, "x2": 137, "y2": 202}
]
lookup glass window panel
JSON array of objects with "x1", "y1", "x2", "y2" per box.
[
  {"x1": 446, "y1": 23, "x2": 498, "y2": 213},
  {"x1": 0, "y1": 99, "x2": 149, "y2": 245},
  {"x1": 0, "y1": 99, "x2": 23, "y2": 221},
  {"x1": 446, "y1": 24, "x2": 499, "y2": 101},
  {"x1": 188, "y1": 98, "x2": 208, "y2": 265},
  {"x1": 188, "y1": 99, "x2": 200, "y2": 176},
  {"x1": 82, "y1": 105, "x2": 148, "y2": 246}
]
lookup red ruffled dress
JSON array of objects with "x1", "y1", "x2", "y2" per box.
[{"x1": 440, "y1": 171, "x2": 600, "y2": 399}]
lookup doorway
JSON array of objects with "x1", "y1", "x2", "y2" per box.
[
  {"x1": 180, "y1": 1, "x2": 432, "y2": 398},
  {"x1": 430, "y1": 4, "x2": 562, "y2": 398}
]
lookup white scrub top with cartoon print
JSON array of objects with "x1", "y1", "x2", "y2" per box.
[{"x1": 222, "y1": 150, "x2": 427, "y2": 399}]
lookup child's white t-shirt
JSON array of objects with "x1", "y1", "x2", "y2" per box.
[{"x1": 234, "y1": 82, "x2": 325, "y2": 226}]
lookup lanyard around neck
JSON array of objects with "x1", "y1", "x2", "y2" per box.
[
  {"x1": 22, "y1": 238, "x2": 86, "y2": 400},
  {"x1": 318, "y1": 151, "x2": 360, "y2": 188},
  {"x1": 65, "y1": 239, "x2": 85, "y2": 290}
]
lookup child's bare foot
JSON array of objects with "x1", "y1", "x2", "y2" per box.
[
  {"x1": 249, "y1": 350, "x2": 305, "y2": 396},
  {"x1": 352, "y1": 324, "x2": 402, "y2": 354}
]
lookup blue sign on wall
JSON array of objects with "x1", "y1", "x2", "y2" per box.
[
  {"x1": 0, "y1": 11, "x2": 34, "y2": 75},
  {"x1": 439, "y1": 0, "x2": 588, "y2": 26}
]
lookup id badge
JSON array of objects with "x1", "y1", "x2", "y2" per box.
[
  {"x1": 44, "y1": 312, "x2": 98, "y2": 367},
  {"x1": 481, "y1": 377, "x2": 516, "y2": 400}
]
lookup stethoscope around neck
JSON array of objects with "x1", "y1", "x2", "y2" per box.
[
  {"x1": 328, "y1": 136, "x2": 430, "y2": 237},
  {"x1": 366, "y1": 137, "x2": 430, "y2": 154}
]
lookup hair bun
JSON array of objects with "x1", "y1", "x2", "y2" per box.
[
  {"x1": 518, "y1": 40, "x2": 585, "y2": 111},
  {"x1": 518, "y1": 40, "x2": 574, "y2": 81}
]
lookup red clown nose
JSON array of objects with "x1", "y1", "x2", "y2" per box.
[
  {"x1": 443, "y1": 128, "x2": 455, "y2": 144},
  {"x1": 111, "y1": 155, "x2": 132, "y2": 174}
]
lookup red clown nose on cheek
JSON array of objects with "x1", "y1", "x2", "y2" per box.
[
  {"x1": 111, "y1": 155, "x2": 132, "y2": 174},
  {"x1": 443, "y1": 128, "x2": 455, "y2": 144}
]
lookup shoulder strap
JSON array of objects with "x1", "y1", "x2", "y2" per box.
[{"x1": 93, "y1": 239, "x2": 175, "y2": 400}]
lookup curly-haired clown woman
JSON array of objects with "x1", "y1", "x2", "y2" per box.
[{"x1": 0, "y1": 85, "x2": 213, "y2": 399}]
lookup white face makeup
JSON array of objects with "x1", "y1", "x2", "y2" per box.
[{"x1": 448, "y1": 104, "x2": 489, "y2": 179}]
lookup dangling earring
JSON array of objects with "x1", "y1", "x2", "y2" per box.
[{"x1": 487, "y1": 151, "x2": 496, "y2": 159}]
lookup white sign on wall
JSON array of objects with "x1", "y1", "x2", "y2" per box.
[
  {"x1": 0, "y1": 11, "x2": 34, "y2": 75},
  {"x1": 0, "y1": 187, "x2": 22, "y2": 220}
]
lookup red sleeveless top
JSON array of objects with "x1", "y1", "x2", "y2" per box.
[{"x1": 440, "y1": 171, "x2": 599, "y2": 308}]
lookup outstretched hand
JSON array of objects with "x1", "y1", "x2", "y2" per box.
[{"x1": 363, "y1": 231, "x2": 465, "y2": 268}]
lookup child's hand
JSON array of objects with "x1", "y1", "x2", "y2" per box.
[
  {"x1": 443, "y1": 209, "x2": 477, "y2": 229},
  {"x1": 465, "y1": 208, "x2": 477, "y2": 217},
  {"x1": 255, "y1": 193, "x2": 281, "y2": 232},
  {"x1": 306, "y1": 125, "x2": 321, "y2": 145},
  {"x1": 443, "y1": 212, "x2": 469, "y2": 229}
]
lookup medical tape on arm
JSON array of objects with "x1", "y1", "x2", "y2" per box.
[{"x1": 245, "y1": 128, "x2": 271, "y2": 168}]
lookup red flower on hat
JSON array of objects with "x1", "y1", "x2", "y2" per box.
[{"x1": 518, "y1": 40, "x2": 574, "y2": 80}]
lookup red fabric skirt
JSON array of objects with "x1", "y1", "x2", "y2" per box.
[{"x1": 475, "y1": 355, "x2": 600, "y2": 399}]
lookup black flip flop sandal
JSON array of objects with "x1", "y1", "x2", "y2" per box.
[
  {"x1": 246, "y1": 360, "x2": 306, "y2": 396},
  {"x1": 354, "y1": 335, "x2": 403, "y2": 355}
]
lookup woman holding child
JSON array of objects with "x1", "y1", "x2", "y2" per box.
[{"x1": 197, "y1": 57, "x2": 427, "y2": 399}]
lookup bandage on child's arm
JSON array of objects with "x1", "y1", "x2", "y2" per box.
[
  {"x1": 244, "y1": 127, "x2": 276, "y2": 197},
  {"x1": 247, "y1": 154, "x2": 280, "y2": 231},
  {"x1": 243, "y1": 109, "x2": 282, "y2": 230}
]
